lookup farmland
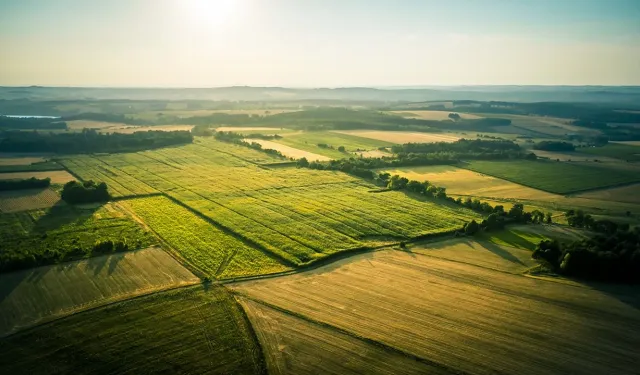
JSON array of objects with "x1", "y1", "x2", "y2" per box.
[
  {"x1": 576, "y1": 183, "x2": 640, "y2": 204},
  {"x1": 461, "y1": 160, "x2": 640, "y2": 194},
  {"x1": 271, "y1": 131, "x2": 395, "y2": 159},
  {"x1": 121, "y1": 196, "x2": 292, "y2": 279},
  {"x1": 232, "y1": 245, "x2": 640, "y2": 375},
  {"x1": 580, "y1": 143, "x2": 640, "y2": 161},
  {"x1": 58, "y1": 138, "x2": 480, "y2": 267},
  {"x1": 0, "y1": 203, "x2": 156, "y2": 272},
  {"x1": 239, "y1": 298, "x2": 437, "y2": 375},
  {"x1": 0, "y1": 286, "x2": 266, "y2": 375},
  {"x1": 391, "y1": 110, "x2": 483, "y2": 120},
  {"x1": 0, "y1": 170, "x2": 75, "y2": 184},
  {"x1": 244, "y1": 138, "x2": 331, "y2": 161},
  {"x1": 0, "y1": 247, "x2": 198, "y2": 337},
  {"x1": 332, "y1": 130, "x2": 460, "y2": 144},
  {"x1": 0, "y1": 188, "x2": 61, "y2": 213}
]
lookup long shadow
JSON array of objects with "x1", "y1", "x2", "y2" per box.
[
  {"x1": 582, "y1": 281, "x2": 640, "y2": 311},
  {"x1": 479, "y1": 240, "x2": 526, "y2": 266},
  {"x1": 33, "y1": 200, "x2": 103, "y2": 234}
]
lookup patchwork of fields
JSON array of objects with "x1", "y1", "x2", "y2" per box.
[
  {"x1": 270, "y1": 131, "x2": 395, "y2": 159},
  {"x1": 0, "y1": 247, "x2": 198, "y2": 337},
  {"x1": 332, "y1": 130, "x2": 460, "y2": 144},
  {"x1": 461, "y1": 160, "x2": 640, "y2": 194},
  {"x1": 0, "y1": 170, "x2": 75, "y2": 184},
  {"x1": 0, "y1": 188, "x2": 61, "y2": 213},
  {"x1": 57, "y1": 138, "x2": 480, "y2": 274},
  {"x1": 580, "y1": 143, "x2": 640, "y2": 161},
  {"x1": 232, "y1": 245, "x2": 640, "y2": 375},
  {"x1": 0, "y1": 286, "x2": 265, "y2": 375}
]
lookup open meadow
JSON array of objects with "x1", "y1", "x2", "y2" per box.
[
  {"x1": 580, "y1": 143, "x2": 640, "y2": 161},
  {"x1": 332, "y1": 130, "x2": 460, "y2": 144},
  {"x1": 0, "y1": 286, "x2": 265, "y2": 375},
  {"x1": 0, "y1": 247, "x2": 198, "y2": 337},
  {"x1": 232, "y1": 243, "x2": 640, "y2": 375},
  {"x1": 461, "y1": 160, "x2": 640, "y2": 194},
  {"x1": 575, "y1": 183, "x2": 640, "y2": 204}
]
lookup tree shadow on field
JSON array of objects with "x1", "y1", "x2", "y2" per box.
[
  {"x1": 84, "y1": 251, "x2": 128, "y2": 277},
  {"x1": 33, "y1": 201, "x2": 103, "y2": 234},
  {"x1": 476, "y1": 239, "x2": 526, "y2": 266}
]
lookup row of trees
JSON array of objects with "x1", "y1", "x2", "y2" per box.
[
  {"x1": 0, "y1": 116, "x2": 67, "y2": 130},
  {"x1": 0, "y1": 129, "x2": 194, "y2": 154},
  {"x1": 534, "y1": 228, "x2": 640, "y2": 283},
  {"x1": 533, "y1": 141, "x2": 576, "y2": 152},
  {"x1": 0, "y1": 177, "x2": 51, "y2": 191},
  {"x1": 61, "y1": 180, "x2": 110, "y2": 204},
  {"x1": 565, "y1": 210, "x2": 626, "y2": 235},
  {"x1": 213, "y1": 131, "x2": 287, "y2": 159}
]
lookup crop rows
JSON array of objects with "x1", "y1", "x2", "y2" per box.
[{"x1": 121, "y1": 196, "x2": 291, "y2": 278}]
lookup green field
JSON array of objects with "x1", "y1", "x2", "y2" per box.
[
  {"x1": 274, "y1": 131, "x2": 395, "y2": 159},
  {"x1": 0, "y1": 161, "x2": 63, "y2": 173},
  {"x1": 0, "y1": 286, "x2": 266, "y2": 375},
  {"x1": 461, "y1": 160, "x2": 640, "y2": 194},
  {"x1": 58, "y1": 138, "x2": 480, "y2": 268},
  {"x1": 121, "y1": 196, "x2": 292, "y2": 279},
  {"x1": 580, "y1": 143, "x2": 640, "y2": 161},
  {"x1": 0, "y1": 247, "x2": 198, "y2": 337},
  {"x1": 0, "y1": 203, "x2": 156, "y2": 273}
]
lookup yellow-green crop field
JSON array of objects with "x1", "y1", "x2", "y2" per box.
[{"x1": 59, "y1": 138, "x2": 480, "y2": 270}]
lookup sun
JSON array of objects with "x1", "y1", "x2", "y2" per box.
[{"x1": 184, "y1": 0, "x2": 238, "y2": 28}]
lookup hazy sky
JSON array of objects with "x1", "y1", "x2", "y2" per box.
[{"x1": 1, "y1": 0, "x2": 639, "y2": 87}]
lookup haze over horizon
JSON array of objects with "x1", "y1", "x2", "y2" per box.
[{"x1": 1, "y1": 0, "x2": 639, "y2": 87}]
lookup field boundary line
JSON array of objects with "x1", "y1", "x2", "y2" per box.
[
  {"x1": 1, "y1": 281, "x2": 202, "y2": 340},
  {"x1": 234, "y1": 293, "x2": 471, "y2": 375}
]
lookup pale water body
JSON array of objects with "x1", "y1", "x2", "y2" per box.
[{"x1": 1, "y1": 115, "x2": 60, "y2": 119}]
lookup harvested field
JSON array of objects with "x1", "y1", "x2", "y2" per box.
[
  {"x1": 478, "y1": 225, "x2": 588, "y2": 251},
  {"x1": 409, "y1": 238, "x2": 536, "y2": 273},
  {"x1": 0, "y1": 156, "x2": 47, "y2": 165},
  {"x1": 0, "y1": 286, "x2": 265, "y2": 375},
  {"x1": 102, "y1": 124, "x2": 194, "y2": 133},
  {"x1": 332, "y1": 130, "x2": 460, "y2": 144},
  {"x1": 273, "y1": 131, "x2": 395, "y2": 159},
  {"x1": 0, "y1": 170, "x2": 75, "y2": 184},
  {"x1": 391, "y1": 110, "x2": 482, "y2": 121},
  {"x1": 232, "y1": 247, "x2": 640, "y2": 375},
  {"x1": 239, "y1": 298, "x2": 438, "y2": 375},
  {"x1": 575, "y1": 183, "x2": 640, "y2": 204},
  {"x1": 0, "y1": 247, "x2": 198, "y2": 337},
  {"x1": 0, "y1": 188, "x2": 61, "y2": 213},
  {"x1": 381, "y1": 165, "x2": 555, "y2": 200},
  {"x1": 244, "y1": 138, "x2": 331, "y2": 161},
  {"x1": 66, "y1": 120, "x2": 125, "y2": 130},
  {"x1": 353, "y1": 149, "x2": 391, "y2": 158},
  {"x1": 215, "y1": 126, "x2": 295, "y2": 133}
]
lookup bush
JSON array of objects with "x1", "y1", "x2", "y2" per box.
[
  {"x1": 464, "y1": 220, "x2": 479, "y2": 235},
  {"x1": 61, "y1": 180, "x2": 110, "y2": 204}
]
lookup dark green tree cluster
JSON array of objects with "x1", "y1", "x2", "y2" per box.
[
  {"x1": 93, "y1": 239, "x2": 129, "y2": 255},
  {"x1": 533, "y1": 141, "x2": 576, "y2": 152},
  {"x1": 0, "y1": 129, "x2": 193, "y2": 154},
  {"x1": 0, "y1": 177, "x2": 50, "y2": 191},
  {"x1": 61, "y1": 180, "x2": 110, "y2": 204},
  {"x1": 533, "y1": 228, "x2": 640, "y2": 283},
  {"x1": 565, "y1": 210, "x2": 624, "y2": 235}
]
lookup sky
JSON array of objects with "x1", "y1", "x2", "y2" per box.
[{"x1": 1, "y1": 0, "x2": 639, "y2": 87}]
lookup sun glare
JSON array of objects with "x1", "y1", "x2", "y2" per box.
[{"x1": 184, "y1": 0, "x2": 238, "y2": 28}]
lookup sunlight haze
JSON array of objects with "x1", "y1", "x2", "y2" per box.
[{"x1": 1, "y1": 0, "x2": 639, "y2": 87}]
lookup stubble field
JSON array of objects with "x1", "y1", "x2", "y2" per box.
[
  {"x1": 232, "y1": 244, "x2": 640, "y2": 375},
  {"x1": 0, "y1": 247, "x2": 199, "y2": 337},
  {"x1": 0, "y1": 188, "x2": 61, "y2": 213}
]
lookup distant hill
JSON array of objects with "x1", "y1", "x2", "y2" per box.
[{"x1": 1, "y1": 85, "x2": 640, "y2": 103}]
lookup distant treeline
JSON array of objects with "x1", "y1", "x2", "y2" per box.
[
  {"x1": 213, "y1": 131, "x2": 287, "y2": 159},
  {"x1": 0, "y1": 129, "x2": 193, "y2": 154},
  {"x1": 535, "y1": 212, "x2": 640, "y2": 282},
  {"x1": 533, "y1": 141, "x2": 576, "y2": 152},
  {"x1": 0, "y1": 177, "x2": 51, "y2": 191},
  {"x1": 297, "y1": 139, "x2": 533, "y2": 172},
  {"x1": 0, "y1": 116, "x2": 67, "y2": 130},
  {"x1": 61, "y1": 180, "x2": 110, "y2": 204}
]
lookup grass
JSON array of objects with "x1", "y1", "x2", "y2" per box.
[
  {"x1": 232, "y1": 245, "x2": 640, "y2": 375},
  {"x1": 0, "y1": 247, "x2": 198, "y2": 337},
  {"x1": 461, "y1": 160, "x2": 640, "y2": 194},
  {"x1": 273, "y1": 131, "x2": 395, "y2": 158},
  {"x1": 0, "y1": 285, "x2": 266, "y2": 375},
  {"x1": 478, "y1": 225, "x2": 589, "y2": 251},
  {"x1": 121, "y1": 196, "x2": 292, "y2": 279},
  {"x1": 0, "y1": 203, "x2": 156, "y2": 273},
  {"x1": 580, "y1": 143, "x2": 640, "y2": 161},
  {"x1": 0, "y1": 170, "x2": 75, "y2": 184},
  {"x1": 0, "y1": 188, "x2": 61, "y2": 213}
]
